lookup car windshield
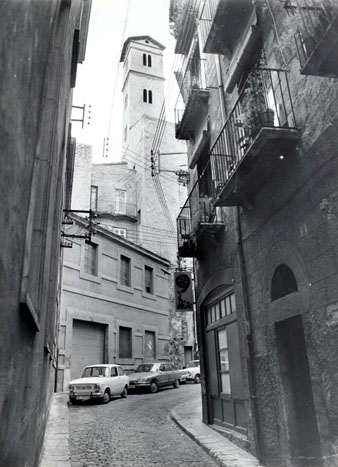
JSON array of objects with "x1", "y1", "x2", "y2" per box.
[
  {"x1": 187, "y1": 361, "x2": 199, "y2": 368},
  {"x1": 81, "y1": 366, "x2": 108, "y2": 378},
  {"x1": 136, "y1": 364, "x2": 155, "y2": 373}
]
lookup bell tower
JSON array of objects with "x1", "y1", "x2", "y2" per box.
[{"x1": 120, "y1": 36, "x2": 166, "y2": 148}]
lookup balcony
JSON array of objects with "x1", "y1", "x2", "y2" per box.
[
  {"x1": 199, "y1": 0, "x2": 255, "y2": 55},
  {"x1": 175, "y1": 60, "x2": 209, "y2": 140},
  {"x1": 210, "y1": 67, "x2": 299, "y2": 207},
  {"x1": 285, "y1": 0, "x2": 338, "y2": 77},
  {"x1": 96, "y1": 202, "x2": 137, "y2": 222},
  {"x1": 177, "y1": 179, "x2": 225, "y2": 257}
]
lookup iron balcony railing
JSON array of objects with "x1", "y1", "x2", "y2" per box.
[
  {"x1": 96, "y1": 202, "x2": 137, "y2": 219},
  {"x1": 209, "y1": 66, "x2": 297, "y2": 196},
  {"x1": 199, "y1": 0, "x2": 217, "y2": 50},
  {"x1": 174, "y1": 58, "x2": 208, "y2": 137},
  {"x1": 177, "y1": 177, "x2": 223, "y2": 256},
  {"x1": 285, "y1": 0, "x2": 337, "y2": 72}
]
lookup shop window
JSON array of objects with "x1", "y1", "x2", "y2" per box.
[{"x1": 271, "y1": 264, "x2": 298, "y2": 301}]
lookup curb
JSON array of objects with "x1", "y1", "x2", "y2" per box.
[
  {"x1": 39, "y1": 392, "x2": 71, "y2": 467},
  {"x1": 170, "y1": 401, "x2": 261, "y2": 467}
]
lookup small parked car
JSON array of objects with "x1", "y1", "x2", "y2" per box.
[
  {"x1": 69, "y1": 364, "x2": 129, "y2": 404},
  {"x1": 184, "y1": 360, "x2": 201, "y2": 383},
  {"x1": 128, "y1": 362, "x2": 181, "y2": 393}
]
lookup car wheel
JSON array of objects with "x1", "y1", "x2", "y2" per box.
[
  {"x1": 174, "y1": 379, "x2": 179, "y2": 388},
  {"x1": 194, "y1": 374, "x2": 201, "y2": 384},
  {"x1": 121, "y1": 386, "x2": 128, "y2": 398},
  {"x1": 150, "y1": 381, "x2": 158, "y2": 393},
  {"x1": 102, "y1": 390, "x2": 110, "y2": 404}
]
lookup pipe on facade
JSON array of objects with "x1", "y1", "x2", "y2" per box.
[{"x1": 214, "y1": 54, "x2": 263, "y2": 462}]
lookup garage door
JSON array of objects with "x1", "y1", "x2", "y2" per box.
[{"x1": 71, "y1": 320, "x2": 106, "y2": 380}]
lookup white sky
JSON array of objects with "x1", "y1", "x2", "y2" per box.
[{"x1": 72, "y1": 0, "x2": 177, "y2": 163}]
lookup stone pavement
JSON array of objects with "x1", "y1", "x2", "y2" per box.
[{"x1": 40, "y1": 389, "x2": 261, "y2": 467}]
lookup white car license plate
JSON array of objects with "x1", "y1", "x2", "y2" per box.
[
  {"x1": 129, "y1": 384, "x2": 136, "y2": 389},
  {"x1": 77, "y1": 396, "x2": 90, "y2": 401}
]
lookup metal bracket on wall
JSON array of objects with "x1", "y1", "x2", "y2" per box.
[{"x1": 61, "y1": 209, "x2": 97, "y2": 248}]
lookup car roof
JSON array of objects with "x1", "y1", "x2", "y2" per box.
[{"x1": 84, "y1": 364, "x2": 119, "y2": 368}]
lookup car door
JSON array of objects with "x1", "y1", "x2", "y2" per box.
[
  {"x1": 158, "y1": 363, "x2": 168, "y2": 386},
  {"x1": 165, "y1": 363, "x2": 175, "y2": 385},
  {"x1": 109, "y1": 366, "x2": 120, "y2": 395},
  {"x1": 117, "y1": 366, "x2": 126, "y2": 392}
]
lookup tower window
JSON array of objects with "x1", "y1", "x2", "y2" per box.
[
  {"x1": 143, "y1": 53, "x2": 147, "y2": 66},
  {"x1": 148, "y1": 90, "x2": 152, "y2": 104},
  {"x1": 148, "y1": 54, "x2": 152, "y2": 67},
  {"x1": 143, "y1": 89, "x2": 147, "y2": 103}
]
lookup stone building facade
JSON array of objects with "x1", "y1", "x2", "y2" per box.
[
  {"x1": 0, "y1": 1, "x2": 91, "y2": 466},
  {"x1": 57, "y1": 214, "x2": 172, "y2": 391},
  {"x1": 171, "y1": 0, "x2": 338, "y2": 466}
]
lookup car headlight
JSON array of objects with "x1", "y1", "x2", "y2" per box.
[
  {"x1": 137, "y1": 377, "x2": 147, "y2": 382},
  {"x1": 93, "y1": 384, "x2": 101, "y2": 392},
  {"x1": 187, "y1": 372, "x2": 192, "y2": 377},
  {"x1": 69, "y1": 385, "x2": 74, "y2": 392}
]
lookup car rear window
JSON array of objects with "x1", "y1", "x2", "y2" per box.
[{"x1": 81, "y1": 366, "x2": 108, "y2": 377}]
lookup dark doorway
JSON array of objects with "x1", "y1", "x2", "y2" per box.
[{"x1": 275, "y1": 315, "x2": 322, "y2": 466}]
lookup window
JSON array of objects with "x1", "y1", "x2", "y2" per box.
[
  {"x1": 148, "y1": 54, "x2": 152, "y2": 67},
  {"x1": 120, "y1": 255, "x2": 131, "y2": 287},
  {"x1": 115, "y1": 189, "x2": 126, "y2": 214},
  {"x1": 144, "y1": 330, "x2": 155, "y2": 359},
  {"x1": 271, "y1": 264, "x2": 298, "y2": 301},
  {"x1": 113, "y1": 228, "x2": 127, "y2": 238},
  {"x1": 119, "y1": 326, "x2": 132, "y2": 358},
  {"x1": 145, "y1": 265, "x2": 153, "y2": 294},
  {"x1": 218, "y1": 328, "x2": 231, "y2": 394},
  {"x1": 124, "y1": 125, "x2": 127, "y2": 141},
  {"x1": 207, "y1": 292, "x2": 236, "y2": 325},
  {"x1": 90, "y1": 185, "x2": 98, "y2": 211},
  {"x1": 84, "y1": 242, "x2": 97, "y2": 276},
  {"x1": 117, "y1": 367, "x2": 124, "y2": 376},
  {"x1": 111, "y1": 367, "x2": 118, "y2": 377},
  {"x1": 143, "y1": 53, "x2": 147, "y2": 66},
  {"x1": 143, "y1": 89, "x2": 152, "y2": 104}
]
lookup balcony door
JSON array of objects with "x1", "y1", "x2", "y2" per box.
[{"x1": 115, "y1": 189, "x2": 126, "y2": 214}]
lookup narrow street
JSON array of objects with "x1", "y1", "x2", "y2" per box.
[{"x1": 69, "y1": 384, "x2": 218, "y2": 467}]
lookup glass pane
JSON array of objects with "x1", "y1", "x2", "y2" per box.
[
  {"x1": 230, "y1": 294, "x2": 236, "y2": 313},
  {"x1": 207, "y1": 308, "x2": 212, "y2": 324},
  {"x1": 218, "y1": 328, "x2": 227, "y2": 349},
  {"x1": 221, "y1": 373, "x2": 231, "y2": 394},
  {"x1": 220, "y1": 299, "x2": 226, "y2": 318},
  {"x1": 219, "y1": 349, "x2": 229, "y2": 372},
  {"x1": 212, "y1": 306, "x2": 216, "y2": 322},
  {"x1": 225, "y1": 296, "x2": 231, "y2": 315},
  {"x1": 215, "y1": 303, "x2": 220, "y2": 321}
]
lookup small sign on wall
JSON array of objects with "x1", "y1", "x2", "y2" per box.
[{"x1": 174, "y1": 271, "x2": 193, "y2": 311}]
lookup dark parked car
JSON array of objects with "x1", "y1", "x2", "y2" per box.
[{"x1": 128, "y1": 362, "x2": 181, "y2": 393}]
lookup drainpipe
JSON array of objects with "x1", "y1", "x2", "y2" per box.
[{"x1": 214, "y1": 54, "x2": 262, "y2": 462}]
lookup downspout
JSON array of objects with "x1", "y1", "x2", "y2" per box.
[{"x1": 215, "y1": 54, "x2": 262, "y2": 462}]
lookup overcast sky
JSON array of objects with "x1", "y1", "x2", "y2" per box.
[{"x1": 72, "y1": 0, "x2": 177, "y2": 163}]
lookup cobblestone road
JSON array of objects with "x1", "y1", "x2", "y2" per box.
[{"x1": 69, "y1": 383, "x2": 219, "y2": 467}]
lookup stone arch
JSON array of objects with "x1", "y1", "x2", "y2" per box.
[{"x1": 271, "y1": 263, "x2": 298, "y2": 302}]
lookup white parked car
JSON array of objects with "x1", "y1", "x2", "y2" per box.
[
  {"x1": 69, "y1": 364, "x2": 129, "y2": 404},
  {"x1": 180, "y1": 360, "x2": 201, "y2": 384}
]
